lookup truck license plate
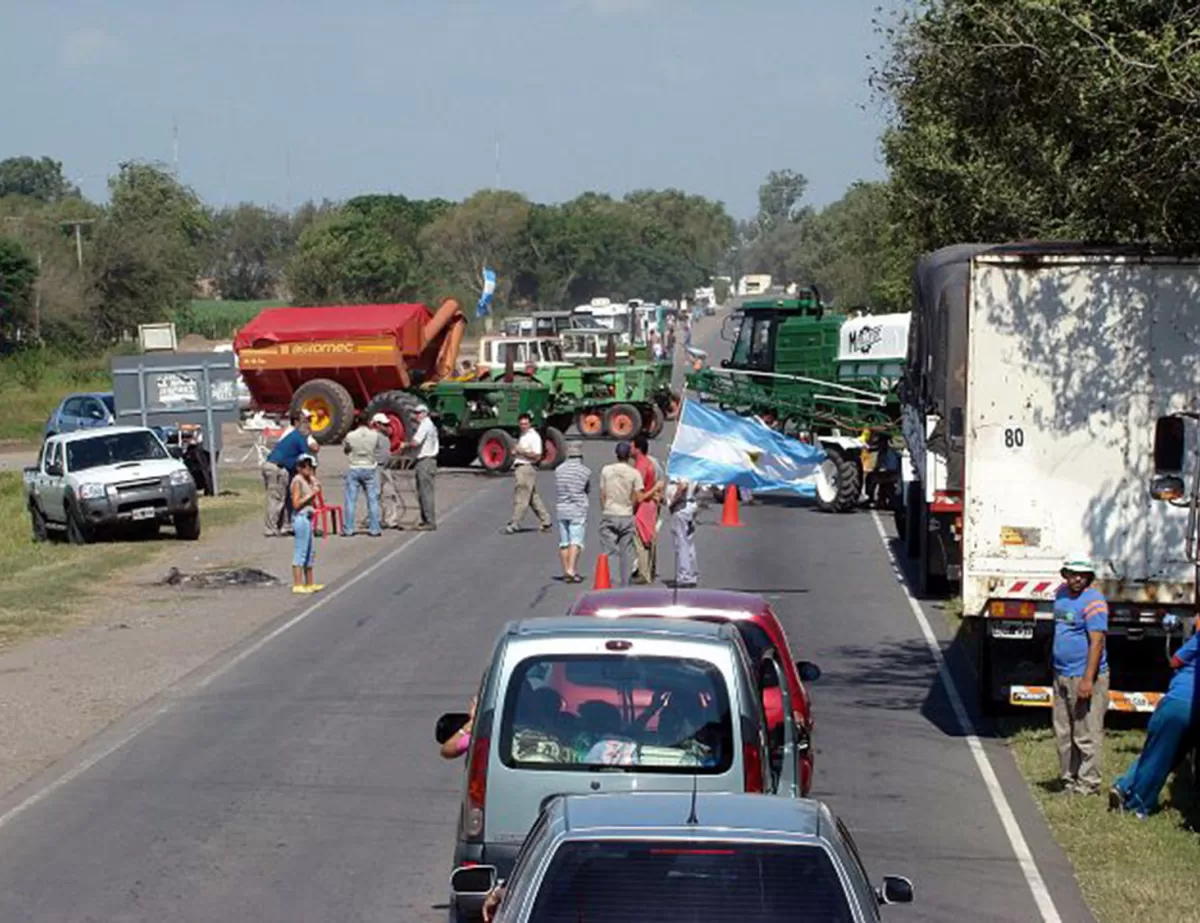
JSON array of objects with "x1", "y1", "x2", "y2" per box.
[
  {"x1": 131, "y1": 507, "x2": 156, "y2": 521},
  {"x1": 992, "y1": 623, "x2": 1034, "y2": 641}
]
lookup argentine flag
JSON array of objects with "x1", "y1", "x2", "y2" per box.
[
  {"x1": 666, "y1": 400, "x2": 826, "y2": 496},
  {"x1": 477, "y1": 266, "x2": 497, "y2": 318}
]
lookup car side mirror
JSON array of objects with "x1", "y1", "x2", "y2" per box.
[
  {"x1": 878, "y1": 875, "x2": 914, "y2": 905},
  {"x1": 435, "y1": 711, "x2": 471, "y2": 744},
  {"x1": 797, "y1": 661, "x2": 821, "y2": 683},
  {"x1": 450, "y1": 864, "x2": 497, "y2": 896}
]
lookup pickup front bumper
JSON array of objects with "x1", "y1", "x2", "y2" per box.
[{"x1": 75, "y1": 481, "x2": 198, "y2": 526}]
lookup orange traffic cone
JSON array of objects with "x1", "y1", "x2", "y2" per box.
[
  {"x1": 720, "y1": 484, "x2": 744, "y2": 528},
  {"x1": 593, "y1": 553, "x2": 613, "y2": 590}
]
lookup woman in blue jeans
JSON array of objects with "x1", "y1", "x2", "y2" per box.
[{"x1": 1110, "y1": 624, "x2": 1199, "y2": 817}]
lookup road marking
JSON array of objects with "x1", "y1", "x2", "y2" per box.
[
  {"x1": 0, "y1": 491, "x2": 485, "y2": 833},
  {"x1": 870, "y1": 511, "x2": 1062, "y2": 923}
]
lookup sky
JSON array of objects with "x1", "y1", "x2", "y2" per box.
[{"x1": 1, "y1": 0, "x2": 894, "y2": 218}]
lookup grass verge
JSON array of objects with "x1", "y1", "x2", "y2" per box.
[
  {"x1": 0, "y1": 351, "x2": 111, "y2": 445},
  {"x1": 0, "y1": 471, "x2": 260, "y2": 647}
]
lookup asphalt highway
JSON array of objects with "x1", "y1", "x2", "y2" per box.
[{"x1": 0, "y1": 316, "x2": 1096, "y2": 922}]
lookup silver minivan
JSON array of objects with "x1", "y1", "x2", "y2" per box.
[{"x1": 436, "y1": 617, "x2": 806, "y2": 922}]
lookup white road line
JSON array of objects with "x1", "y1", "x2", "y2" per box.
[
  {"x1": 870, "y1": 511, "x2": 1062, "y2": 923},
  {"x1": 0, "y1": 493, "x2": 483, "y2": 833}
]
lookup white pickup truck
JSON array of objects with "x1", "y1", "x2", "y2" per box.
[{"x1": 23, "y1": 426, "x2": 201, "y2": 544}]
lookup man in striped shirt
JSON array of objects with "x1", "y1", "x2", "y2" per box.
[
  {"x1": 1052, "y1": 554, "x2": 1110, "y2": 795},
  {"x1": 554, "y1": 441, "x2": 592, "y2": 583}
]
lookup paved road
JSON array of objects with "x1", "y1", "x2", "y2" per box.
[{"x1": 0, "y1": 314, "x2": 1095, "y2": 922}]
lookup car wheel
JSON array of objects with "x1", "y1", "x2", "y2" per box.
[
  {"x1": 175, "y1": 511, "x2": 201, "y2": 541},
  {"x1": 65, "y1": 502, "x2": 92, "y2": 545},
  {"x1": 29, "y1": 503, "x2": 48, "y2": 543}
]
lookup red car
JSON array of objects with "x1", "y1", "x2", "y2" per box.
[{"x1": 568, "y1": 587, "x2": 821, "y2": 795}]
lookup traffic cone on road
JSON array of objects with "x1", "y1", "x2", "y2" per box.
[
  {"x1": 720, "y1": 484, "x2": 744, "y2": 528},
  {"x1": 593, "y1": 554, "x2": 613, "y2": 590}
]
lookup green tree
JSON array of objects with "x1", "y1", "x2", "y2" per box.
[
  {"x1": 0, "y1": 156, "x2": 78, "y2": 202},
  {"x1": 0, "y1": 236, "x2": 38, "y2": 340},
  {"x1": 286, "y1": 210, "x2": 421, "y2": 304},
  {"x1": 419, "y1": 190, "x2": 533, "y2": 305},
  {"x1": 756, "y1": 169, "x2": 809, "y2": 233},
  {"x1": 209, "y1": 203, "x2": 291, "y2": 300},
  {"x1": 873, "y1": 0, "x2": 1200, "y2": 246}
]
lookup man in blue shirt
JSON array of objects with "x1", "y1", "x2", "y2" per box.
[
  {"x1": 1110, "y1": 622, "x2": 1199, "y2": 818},
  {"x1": 1051, "y1": 554, "x2": 1110, "y2": 795},
  {"x1": 262, "y1": 411, "x2": 317, "y2": 536}
]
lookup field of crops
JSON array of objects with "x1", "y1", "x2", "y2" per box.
[{"x1": 173, "y1": 300, "x2": 286, "y2": 340}]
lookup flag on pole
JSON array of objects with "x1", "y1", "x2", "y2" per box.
[
  {"x1": 665, "y1": 399, "x2": 827, "y2": 496},
  {"x1": 477, "y1": 266, "x2": 497, "y2": 318}
]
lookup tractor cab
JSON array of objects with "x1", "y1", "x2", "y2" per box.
[{"x1": 720, "y1": 290, "x2": 841, "y2": 387}]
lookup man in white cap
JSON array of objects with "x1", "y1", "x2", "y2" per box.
[
  {"x1": 405, "y1": 403, "x2": 439, "y2": 530},
  {"x1": 1052, "y1": 553, "x2": 1110, "y2": 795},
  {"x1": 371, "y1": 413, "x2": 403, "y2": 530}
]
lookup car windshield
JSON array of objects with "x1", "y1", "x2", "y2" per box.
[
  {"x1": 66, "y1": 431, "x2": 168, "y2": 472},
  {"x1": 100, "y1": 395, "x2": 115, "y2": 415},
  {"x1": 500, "y1": 655, "x2": 733, "y2": 773},
  {"x1": 527, "y1": 840, "x2": 853, "y2": 923}
]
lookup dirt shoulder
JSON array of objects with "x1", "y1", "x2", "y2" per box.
[{"x1": 0, "y1": 452, "x2": 490, "y2": 800}]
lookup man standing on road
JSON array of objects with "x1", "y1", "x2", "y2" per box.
[
  {"x1": 406, "y1": 404, "x2": 438, "y2": 531},
  {"x1": 631, "y1": 435, "x2": 665, "y2": 584},
  {"x1": 1052, "y1": 554, "x2": 1110, "y2": 795},
  {"x1": 599, "y1": 441, "x2": 641, "y2": 586},
  {"x1": 505, "y1": 413, "x2": 551, "y2": 534},
  {"x1": 372, "y1": 413, "x2": 403, "y2": 530},
  {"x1": 262, "y1": 410, "x2": 316, "y2": 537},
  {"x1": 554, "y1": 441, "x2": 591, "y2": 583},
  {"x1": 341, "y1": 413, "x2": 382, "y2": 537}
]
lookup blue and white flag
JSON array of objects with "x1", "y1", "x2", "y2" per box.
[
  {"x1": 666, "y1": 400, "x2": 827, "y2": 496},
  {"x1": 477, "y1": 266, "x2": 497, "y2": 318}
]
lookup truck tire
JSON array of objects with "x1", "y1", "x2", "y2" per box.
[
  {"x1": 65, "y1": 501, "x2": 92, "y2": 545},
  {"x1": 478, "y1": 429, "x2": 516, "y2": 474},
  {"x1": 365, "y1": 390, "x2": 421, "y2": 457},
  {"x1": 814, "y1": 447, "x2": 861, "y2": 514},
  {"x1": 575, "y1": 408, "x2": 605, "y2": 438},
  {"x1": 29, "y1": 502, "x2": 48, "y2": 543},
  {"x1": 539, "y1": 426, "x2": 567, "y2": 470},
  {"x1": 175, "y1": 511, "x2": 202, "y2": 541},
  {"x1": 916, "y1": 502, "x2": 948, "y2": 597},
  {"x1": 291, "y1": 379, "x2": 355, "y2": 446},
  {"x1": 641, "y1": 403, "x2": 666, "y2": 439},
  {"x1": 604, "y1": 403, "x2": 642, "y2": 440}
]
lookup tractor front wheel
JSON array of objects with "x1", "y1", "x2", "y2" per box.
[
  {"x1": 814, "y1": 447, "x2": 862, "y2": 514},
  {"x1": 478, "y1": 429, "x2": 516, "y2": 474},
  {"x1": 539, "y1": 427, "x2": 567, "y2": 470},
  {"x1": 641, "y1": 404, "x2": 666, "y2": 439},
  {"x1": 604, "y1": 403, "x2": 642, "y2": 440},
  {"x1": 575, "y1": 408, "x2": 605, "y2": 439}
]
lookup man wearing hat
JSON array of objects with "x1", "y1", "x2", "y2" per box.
[
  {"x1": 342, "y1": 412, "x2": 382, "y2": 537},
  {"x1": 1052, "y1": 554, "x2": 1110, "y2": 795},
  {"x1": 405, "y1": 403, "x2": 439, "y2": 531},
  {"x1": 554, "y1": 440, "x2": 592, "y2": 582},
  {"x1": 371, "y1": 413, "x2": 403, "y2": 530}
]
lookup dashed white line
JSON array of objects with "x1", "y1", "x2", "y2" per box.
[{"x1": 870, "y1": 510, "x2": 1062, "y2": 923}]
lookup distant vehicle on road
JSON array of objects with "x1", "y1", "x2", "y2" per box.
[
  {"x1": 44, "y1": 391, "x2": 115, "y2": 438},
  {"x1": 435, "y1": 616, "x2": 806, "y2": 920},
  {"x1": 450, "y1": 791, "x2": 914, "y2": 922},
  {"x1": 568, "y1": 587, "x2": 821, "y2": 795},
  {"x1": 23, "y1": 426, "x2": 200, "y2": 544}
]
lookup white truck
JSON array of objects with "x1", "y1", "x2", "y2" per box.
[
  {"x1": 24, "y1": 426, "x2": 201, "y2": 544},
  {"x1": 901, "y1": 243, "x2": 1197, "y2": 713}
]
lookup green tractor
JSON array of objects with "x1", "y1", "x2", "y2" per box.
[{"x1": 686, "y1": 289, "x2": 909, "y2": 512}]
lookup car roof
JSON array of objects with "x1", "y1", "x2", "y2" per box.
[
  {"x1": 570, "y1": 588, "x2": 771, "y2": 621},
  {"x1": 558, "y1": 792, "x2": 826, "y2": 839},
  {"x1": 63, "y1": 391, "x2": 113, "y2": 401},
  {"x1": 54, "y1": 425, "x2": 154, "y2": 443},
  {"x1": 509, "y1": 615, "x2": 730, "y2": 641}
]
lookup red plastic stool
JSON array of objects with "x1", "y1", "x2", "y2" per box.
[{"x1": 312, "y1": 491, "x2": 343, "y2": 538}]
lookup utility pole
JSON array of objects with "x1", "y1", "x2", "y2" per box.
[{"x1": 59, "y1": 219, "x2": 96, "y2": 269}]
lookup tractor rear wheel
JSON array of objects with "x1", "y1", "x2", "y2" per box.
[
  {"x1": 291, "y1": 379, "x2": 355, "y2": 445},
  {"x1": 814, "y1": 447, "x2": 861, "y2": 514},
  {"x1": 575, "y1": 408, "x2": 605, "y2": 438},
  {"x1": 641, "y1": 403, "x2": 666, "y2": 439},
  {"x1": 604, "y1": 403, "x2": 642, "y2": 440},
  {"x1": 364, "y1": 390, "x2": 421, "y2": 456},
  {"x1": 478, "y1": 429, "x2": 516, "y2": 473},
  {"x1": 539, "y1": 426, "x2": 567, "y2": 470}
]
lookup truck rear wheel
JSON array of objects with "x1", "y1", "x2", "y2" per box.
[
  {"x1": 539, "y1": 427, "x2": 567, "y2": 470},
  {"x1": 364, "y1": 390, "x2": 421, "y2": 457},
  {"x1": 478, "y1": 429, "x2": 516, "y2": 473},
  {"x1": 604, "y1": 403, "x2": 642, "y2": 440},
  {"x1": 291, "y1": 379, "x2": 355, "y2": 445},
  {"x1": 814, "y1": 447, "x2": 861, "y2": 514},
  {"x1": 575, "y1": 409, "x2": 605, "y2": 438},
  {"x1": 641, "y1": 404, "x2": 666, "y2": 439}
]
